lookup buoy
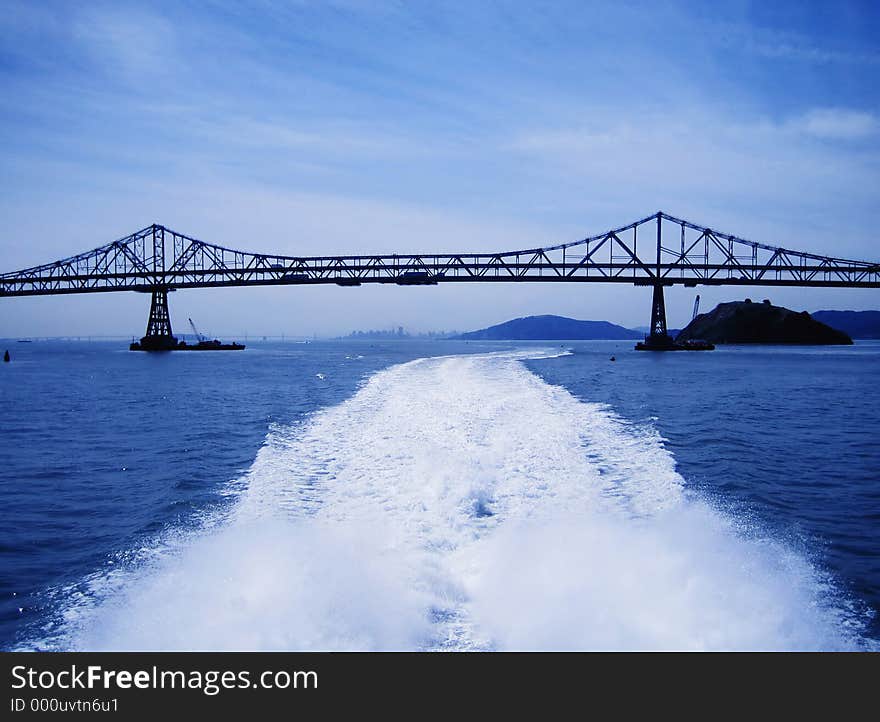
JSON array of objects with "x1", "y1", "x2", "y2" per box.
[
  {"x1": 610, "y1": 356, "x2": 616, "y2": 362},
  {"x1": 3, "y1": 350, "x2": 9, "y2": 363}
]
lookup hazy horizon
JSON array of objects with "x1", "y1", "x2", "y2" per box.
[{"x1": 1, "y1": 305, "x2": 876, "y2": 342}]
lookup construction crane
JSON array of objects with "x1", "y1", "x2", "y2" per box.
[
  {"x1": 691, "y1": 294, "x2": 701, "y2": 321},
  {"x1": 188, "y1": 317, "x2": 207, "y2": 343}
]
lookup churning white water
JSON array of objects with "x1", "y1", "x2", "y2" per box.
[{"x1": 39, "y1": 350, "x2": 868, "y2": 650}]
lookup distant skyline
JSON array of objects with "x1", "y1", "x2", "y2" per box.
[{"x1": 2, "y1": 1, "x2": 879, "y2": 337}]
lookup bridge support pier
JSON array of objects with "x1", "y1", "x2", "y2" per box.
[
  {"x1": 635, "y1": 283, "x2": 678, "y2": 350},
  {"x1": 130, "y1": 287, "x2": 180, "y2": 351}
]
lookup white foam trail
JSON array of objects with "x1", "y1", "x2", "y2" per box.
[{"x1": 38, "y1": 348, "x2": 870, "y2": 650}]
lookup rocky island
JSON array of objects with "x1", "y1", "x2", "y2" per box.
[{"x1": 676, "y1": 300, "x2": 853, "y2": 345}]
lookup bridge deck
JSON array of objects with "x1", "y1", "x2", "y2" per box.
[{"x1": 2, "y1": 212, "x2": 878, "y2": 296}]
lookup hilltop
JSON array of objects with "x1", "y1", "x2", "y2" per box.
[{"x1": 456, "y1": 315, "x2": 641, "y2": 341}]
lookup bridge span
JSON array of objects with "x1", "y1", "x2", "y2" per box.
[{"x1": 2, "y1": 212, "x2": 878, "y2": 349}]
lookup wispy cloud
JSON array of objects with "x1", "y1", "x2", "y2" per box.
[
  {"x1": 506, "y1": 104, "x2": 880, "y2": 251},
  {"x1": 71, "y1": 6, "x2": 177, "y2": 80},
  {"x1": 747, "y1": 38, "x2": 880, "y2": 66},
  {"x1": 712, "y1": 19, "x2": 880, "y2": 66},
  {"x1": 794, "y1": 108, "x2": 879, "y2": 140}
]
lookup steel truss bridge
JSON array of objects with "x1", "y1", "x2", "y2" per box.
[{"x1": 2, "y1": 211, "x2": 878, "y2": 349}]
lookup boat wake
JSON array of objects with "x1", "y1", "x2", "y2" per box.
[{"x1": 29, "y1": 349, "x2": 872, "y2": 650}]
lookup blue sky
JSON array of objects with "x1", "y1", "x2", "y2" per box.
[{"x1": 1, "y1": 0, "x2": 879, "y2": 336}]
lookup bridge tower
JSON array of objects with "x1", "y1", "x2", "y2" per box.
[
  {"x1": 636, "y1": 283, "x2": 678, "y2": 350},
  {"x1": 131, "y1": 287, "x2": 179, "y2": 351},
  {"x1": 648, "y1": 283, "x2": 672, "y2": 340},
  {"x1": 636, "y1": 213, "x2": 677, "y2": 350}
]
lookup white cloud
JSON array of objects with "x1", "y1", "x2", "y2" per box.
[
  {"x1": 506, "y1": 106, "x2": 880, "y2": 215},
  {"x1": 795, "y1": 108, "x2": 879, "y2": 140}
]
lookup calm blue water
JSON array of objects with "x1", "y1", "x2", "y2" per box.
[{"x1": 0, "y1": 339, "x2": 878, "y2": 650}]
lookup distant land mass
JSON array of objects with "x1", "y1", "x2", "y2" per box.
[
  {"x1": 456, "y1": 315, "x2": 641, "y2": 340},
  {"x1": 677, "y1": 300, "x2": 852, "y2": 345},
  {"x1": 811, "y1": 310, "x2": 880, "y2": 339}
]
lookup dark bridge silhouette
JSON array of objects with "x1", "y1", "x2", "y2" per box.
[{"x1": 2, "y1": 212, "x2": 878, "y2": 350}]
